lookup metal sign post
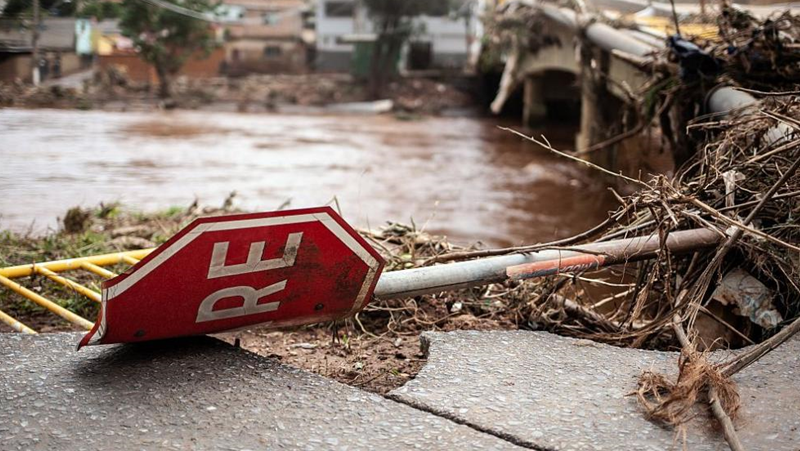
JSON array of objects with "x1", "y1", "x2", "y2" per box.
[
  {"x1": 373, "y1": 228, "x2": 720, "y2": 299},
  {"x1": 0, "y1": 208, "x2": 722, "y2": 345}
]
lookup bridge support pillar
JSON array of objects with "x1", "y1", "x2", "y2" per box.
[
  {"x1": 576, "y1": 81, "x2": 593, "y2": 154},
  {"x1": 523, "y1": 76, "x2": 547, "y2": 127},
  {"x1": 576, "y1": 50, "x2": 617, "y2": 171}
]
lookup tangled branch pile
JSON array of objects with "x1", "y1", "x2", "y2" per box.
[
  {"x1": 476, "y1": 2, "x2": 800, "y2": 443},
  {"x1": 713, "y1": 8, "x2": 800, "y2": 88},
  {"x1": 476, "y1": 3, "x2": 800, "y2": 351},
  {"x1": 495, "y1": 99, "x2": 799, "y2": 352}
]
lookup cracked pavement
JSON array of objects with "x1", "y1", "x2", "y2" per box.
[{"x1": 2, "y1": 330, "x2": 798, "y2": 450}]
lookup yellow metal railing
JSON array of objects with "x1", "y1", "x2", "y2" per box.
[
  {"x1": 631, "y1": 16, "x2": 721, "y2": 42},
  {"x1": 0, "y1": 248, "x2": 155, "y2": 334}
]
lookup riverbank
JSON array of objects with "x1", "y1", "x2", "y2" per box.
[{"x1": 0, "y1": 72, "x2": 477, "y2": 116}]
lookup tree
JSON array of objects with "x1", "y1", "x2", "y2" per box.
[
  {"x1": 362, "y1": 0, "x2": 455, "y2": 98},
  {"x1": 1, "y1": 0, "x2": 121, "y2": 21},
  {"x1": 79, "y1": 1, "x2": 123, "y2": 21},
  {"x1": 119, "y1": 0, "x2": 218, "y2": 98},
  {"x1": 1, "y1": 0, "x2": 71, "y2": 18}
]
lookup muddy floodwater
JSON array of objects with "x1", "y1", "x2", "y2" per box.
[{"x1": 0, "y1": 108, "x2": 615, "y2": 247}]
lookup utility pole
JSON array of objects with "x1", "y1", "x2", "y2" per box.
[{"x1": 31, "y1": 0, "x2": 41, "y2": 85}]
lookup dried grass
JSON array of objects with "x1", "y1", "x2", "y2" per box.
[{"x1": 636, "y1": 348, "x2": 740, "y2": 428}]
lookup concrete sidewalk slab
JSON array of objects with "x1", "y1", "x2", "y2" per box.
[
  {"x1": 0, "y1": 333, "x2": 521, "y2": 451},
  {"x1": 390, "y1": 330, "x2": 800, "y2": 451}
]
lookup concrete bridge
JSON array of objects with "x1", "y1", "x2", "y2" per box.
[
  {"x1": 488, "y1": 1, "x2": 666, "y2": 173},
  {"x1": 487, "y1": 0, "x2": 794, "y2": 173}
]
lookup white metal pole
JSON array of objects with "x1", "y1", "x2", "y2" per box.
[
  {"x1": 374, "y1": 228, "x2": 721, "y2": 299},
  {"x1": 31, "y1": 0, "x2": 41, "y2": 86}
]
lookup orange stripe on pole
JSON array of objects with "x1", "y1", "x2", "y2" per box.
[{"x1": 506, "y1": 254, "x2": 606, "y2": 280}]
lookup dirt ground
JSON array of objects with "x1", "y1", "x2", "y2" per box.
[
  {"x1": 215, "y1": 305, "x2": 515, "y2": 394},
  {"x1": 218, "y1": 328, "x2": 427, "y2": 394}
]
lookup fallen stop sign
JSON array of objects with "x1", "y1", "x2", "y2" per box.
[{"x1": 79, "y1": 207, "x2": 385, "y2": 348}]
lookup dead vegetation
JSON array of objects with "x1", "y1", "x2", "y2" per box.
[
  {"x1": 480, "y1": 2, "x2": 800, "y2": 445},
  {"x1": 500, "y1": 101, "x2": 800, "y2": 350},
  {"x1": 451, "y1": 95, "x2": 798, "y2": 451},
  {"x1": 713, "y1": 8, "x2": 800, "y2": 89},
  {"x1": 636, "y1": 350, "x2": 740, "y2": 428}
]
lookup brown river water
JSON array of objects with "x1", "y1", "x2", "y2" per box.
[{"x1": 0, "y1": 108, "x2": 615, "y2": 247}]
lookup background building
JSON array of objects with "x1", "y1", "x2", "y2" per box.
[
  {"x1": 315, "y1": 0, "x2": 476, "y2": 73},
  {"x1": 220, "y1": 0, "x2": 311, "y2": 75},
  {"x1": 0, "y1": 18, "x2": 82, "y2": 82}
]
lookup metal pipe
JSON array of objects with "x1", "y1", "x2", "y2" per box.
[
  {"x1": 625, "y1": 30, "x2": 668, "y2": 49},
  {"x1": 0, "y1": 308, "x2": 37, "y2": 334},
  {"x1": 374, "y1": 228, "x2": 721, "y2": 299},
  {"x1": 585, "y1": 21, "x2": 656, "y2": 57},
  {"x1": 706, "y1": 86, "x2": 757, "y2": 113},
  {"x1": 80, "y1": 261, "x2": 117, "y2": 279},
  {"x1": 0, "y1": 248, "x2": 153, "y2": 279},
  {"x1": 31, "y1": 0, "x2": 40, "y2": 85},
  {"x1": 706, "y1": 86, "x2": 795, "y2": 146},
  {"x1": 35, "y1": 266, "x2": 102, "y2": 303},
  {"x1": 0, "y1": 274, "x2": 94, "y2": 330},
  {"x1": 539, "y1": 4, "x2": 656, "y2": 57},
  {"x1": 122, "y1": 255, "x2": 141, "y2": 266}
]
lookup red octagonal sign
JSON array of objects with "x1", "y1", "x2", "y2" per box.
[{"x1": 79, "y1": 207, "x2": 385, "y2": 348}]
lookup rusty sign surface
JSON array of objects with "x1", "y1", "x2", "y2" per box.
[{"x1": 79, "y1": 207, "x2": 384, "y2": 347}]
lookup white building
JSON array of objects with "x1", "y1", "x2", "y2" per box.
[{"x1": 315, "y1": 0, "x2": 476, "y2": 72}]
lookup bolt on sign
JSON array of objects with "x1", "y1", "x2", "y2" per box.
[{"x1": 79, "y1": 207, "x2": 385, "y2": 348}]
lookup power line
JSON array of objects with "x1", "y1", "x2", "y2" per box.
[
  {"x1": 136, "y1": 0, "x2": 220, "y2": 22},
  {"x1": 137, "y1": 0, "x2": 309, "y2": 28}
]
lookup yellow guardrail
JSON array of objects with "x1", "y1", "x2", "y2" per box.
[
  {"x1": 632, "y1": 16, "x2": 721, "y2": 42},
  {"x1": 0, "y1": 248, "x2": 156, "y2": 334}
]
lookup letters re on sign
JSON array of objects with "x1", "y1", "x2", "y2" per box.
[{"x1": 79, "y1": 207, "x2": 385, "y2": 348}]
